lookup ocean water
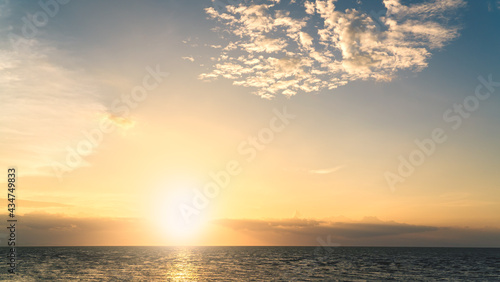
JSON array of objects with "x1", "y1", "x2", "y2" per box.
[{"x1": 1, "y1": 247, "x2": 499, "y2": 281}]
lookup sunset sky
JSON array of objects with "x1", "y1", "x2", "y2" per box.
[{"x1": 1, "y1": 0, "x2": 500, "y2": 247}]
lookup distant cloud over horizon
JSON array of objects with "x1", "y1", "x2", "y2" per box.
[
  {"x1": 213, "y1": 216, "x2": 500, "y2": 247},
  {"x1": 5, "y1": 212, "x2": 500, "y2": 247},
  {"x1": 200, "y1": 0, "x2": 465, "y2": 99}
]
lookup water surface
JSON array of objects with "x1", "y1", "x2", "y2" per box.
[{"x1": 1, "y1": 246, "x2": 499, "y2": 281}]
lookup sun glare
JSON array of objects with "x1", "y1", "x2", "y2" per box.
[{"x1": 150, "y1": 180, "x2": 207, "y2": 244}]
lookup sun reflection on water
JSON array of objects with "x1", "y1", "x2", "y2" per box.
[{"x1": 166, "y1": 248, "x2": 199, "y2": 281}]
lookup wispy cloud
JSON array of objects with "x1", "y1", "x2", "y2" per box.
[
  {"x1": 200, "y1": 0, "x2": 465, "y2": 99},
  {"x1": 0, "y1": 2, "x2": 141, "y2": 177},
  {"x1": 308, "y1": 165, "x2": 345, "y2": 174},
  {"x1": 182, "y1": 56, "x2": 195, "y2": 62},
  {"x1": 105, "y1": 114, "x2": 136, "y2": 130},
  {"x1": 0, "y1": 198, "x2": 72, "y2": 208},
  {"x1": 0, "y1": 42, "x2": 108, "y2": 176}
]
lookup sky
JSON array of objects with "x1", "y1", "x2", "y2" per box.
[{"x1": 0, "y1": 0, "x2": 499, "y2": 247}]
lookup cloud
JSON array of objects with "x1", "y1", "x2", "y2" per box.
[
  {"x1": 0, "y1": 212, "x2": 155, "y2": 246},
  {"x1": 182, "y1": 56, "x2": 195, "y2": 62},
  {"x1": 0, "y1": 2, "x2": 138, "y2": 177},
  {"x1": 214, "y1": 217, "x2": 437, "y2": 238},
  {"x1": 201, "y1": 0, "x2": 465, "y2": 98},
  {"x1": 309, "y1": 165, "x2": 345, "y2": 174},
  {"x1": 0, "y1": 39, "x2": 141, "y2": 177},
  {"x1": 4, "y1": 212, "x2": 500, "y2": 247},
  {"x1": 0, "y1": 198, "x2": 72, "y2": 208},
  {"x1": 213, "y1": 217, "x2": 500, "y2": 247},
  {"x1": 105, "y1": 114, "x2": 136, "y2": 130},
  {"x1": 0, "y1": 42, "x2": 108, "y2": 176}
]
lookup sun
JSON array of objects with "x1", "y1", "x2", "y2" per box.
[
  {"x1": 150, "y1": 181, "x2": 207, "y2": 243},
  {"x1": 162, "y1": 206, "x2": 205, "y2": 239}
]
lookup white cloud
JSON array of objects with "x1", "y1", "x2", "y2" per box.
[
  {"x1": 201, "y1": 0, "x2": 465, "y2": 99},
  {"x1": 309, "y1": 165, "x2": 345, "y2": 174},
  {"x1": 304, "y1": 1, "x2": 315, "y2": 14},
  {"x1": 182, "y1": 56, "x2": 195, "y2": 62}
]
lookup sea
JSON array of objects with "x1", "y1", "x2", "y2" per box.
[{"x1": 1, "y1": 247, "x2": 499, "y2": 281}]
